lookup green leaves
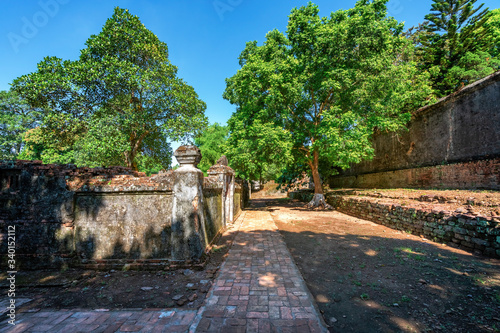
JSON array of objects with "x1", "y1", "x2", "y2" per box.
[
  {"x1": 225, "y1": 118, "x2": 292, "y2": 181},
  {"x1": 194, "y1": 123, "x2": 229, "y2": 174},
  {"x1": 418, "y1": 0, "x2": 497, "y2": 96},
  {"x1": 0, "y1": 90, "x2": 43, "y2": 159},
  {"x1": 11, "y1": 7, "x2": 207, "y2": 170},
  {"x1": 484, "y1": 8, "x2": 500, "y2": 57},
  {"x1": 224, "y1": 0, "x2": 432, "y2": 190},
  {"x1": 73, "y1": 114, "x2": 129, "y2": 168}
]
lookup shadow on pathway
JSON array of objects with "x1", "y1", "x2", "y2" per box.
[{"x1": 0, "y1": 198, "x2": 327, "y2": 333}]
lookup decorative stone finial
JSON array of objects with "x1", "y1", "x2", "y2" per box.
[
  {"x1": 216, "y1": 155, "x2": 229, "y2": 166},
  {"x1": 174, "y1": 145, "x2": 202, "y2": 168}
]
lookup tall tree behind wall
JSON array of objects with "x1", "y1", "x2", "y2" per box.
[
  {"x1": 194, "y1": 123, "x2": 229, "y2": 174},
  {"x1": 418, "y1": 0, "x2": 499, "y2": 96},
  {"x1": 12, "y1": 7, "x2": 207, "y2": 170}
]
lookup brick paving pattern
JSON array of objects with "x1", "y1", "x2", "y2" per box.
[
  {"x1": 0, "y1": 309, "x2": 197, "y2": 333},
  {"x1": 1, "y1": 200, "x2": 327, "y2": 332},
  {"x1": 191, "y1": 201, "x2": 327, "y2": 332}
]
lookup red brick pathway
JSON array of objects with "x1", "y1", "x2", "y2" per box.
[
  {"x1": 0, "y1": 309, "x2": 197, "y2": 332},
  {"x1": 1, "y1": 200, "x2": 327, "y2": 332},
  {"x1": 190, "y1": 200, "x2": 327, "y2": 332}
]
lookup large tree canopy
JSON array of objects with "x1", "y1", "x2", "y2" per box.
[
  {"x1": 12, "y1": 7, "x2": 207, "y2": 170},
  {"x1": 224, "y1": 0, "x2": 432, "y2": 207},
  {"x1": 0, "y1": 90, "x2": 43, "y2": 159},
  {"x1": 194, "y1": 122, "x2": 229, "y2": 174},
  {"x1": 484, "y1": 8, "x2": 500, "y2": 58},
  {"x1": 225, "y1": 116, "x2": 292, "y2": 182},
  {"x1": 418, "y1": 0, "x2": 499, "y2": 96}
]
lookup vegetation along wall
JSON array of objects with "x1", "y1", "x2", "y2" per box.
[
  {"x1": 0, "y1": 159, "x2": 247, "y2": 270},
  {"x1": 329, "y1": 71, "x2": 500, "y2": 190}
]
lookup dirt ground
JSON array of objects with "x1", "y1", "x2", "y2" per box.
[
  {"x1": 0, "y1": 220, "x2": 240, "y2": 313},
  {"x1": 328, "y1": 188, "x2": 500, "y2": 218},
  {"x1": 268, "y1": 194, "x2": 500, "y2": 333}
]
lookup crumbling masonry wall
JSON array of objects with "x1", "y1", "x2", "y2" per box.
[
  {"x1": 329, "y1": 71, "x2": 500, "y2": 190},
  {"x1": 287, "y1": 190, "x2": 500, "y2": 258},
  {"x1": 326, "y1": 194, "x2": 500, "y2": 258},
  {"x1": 0, "y1": 158, "x2": 247, "y2": 270}
]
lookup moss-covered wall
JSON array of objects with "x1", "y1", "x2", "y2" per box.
[
  {"x1": 288, "y1": 189, "x2": 499, "y2": 258},
  {"x1": 0, "y1": 160, "x2": 246, "y2": 270},
  {"x1": 233, "y1": 191, "x2": 241, "y2": 219},
  {"x1": 326, "y1": 194, "x2": 500, "y2": 258},
  {"x1": 74, "y1": 193, "x2": 172, "y2": 260},
  {"x1": 203, "y1": 188, "x2": 223, "y2": 245}
]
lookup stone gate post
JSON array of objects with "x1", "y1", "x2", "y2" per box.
[
  {"x1": 171, "y1": 146, "x2": 208, "y2": 261},
  {"x1": 207, "y1": 157, "x2": 235, "y2": 227}
]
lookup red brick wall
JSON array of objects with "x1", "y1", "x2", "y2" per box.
[{"x1": 329, "y1": 158, "x2": 500, "y2": 190}]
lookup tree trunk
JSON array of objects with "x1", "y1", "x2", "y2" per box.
[
  {"x1": 305, "y1": 149, "x2": 332, "y2": 209},
  {"x1": 124, "y1": 132, "x2": 148, "y2": 171},
  {"x1": 124, "y1": 150, "x2": 138, "y2": 171}
]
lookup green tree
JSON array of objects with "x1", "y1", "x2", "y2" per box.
[
  {"x1": 73, "y1": 114, "x2": 130, "y2": 167},
  {"x1": 419, "y1": 0, "x2": 499, "y2": 96},
  {"x1": 12, "y1": 7, "x2": 207, "y2": 170},
  {"x1": 0, "y1": 90, "x2": 43, "y2": 159},
  {"x1": 224, "y1": 0, "x2": 432, "y2": 207},
  {"x1": 484, "y1": 8, "x2": 500, "y2": 57},
  {"x1": 19, "y1": 125, "x2": 77, "y2": 163},
  {"x1": 225, "y1": 117, "x2": 292, "y2": 182},
  {"x1": 194, "y1": 123, "x2": 228, "y2": 174}
]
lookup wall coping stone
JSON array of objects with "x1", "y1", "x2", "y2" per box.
[{"x1": 414, "y1": 70, "x2": 500, "y2": 118}]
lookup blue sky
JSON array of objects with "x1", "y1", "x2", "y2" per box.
[{"x1": 1, "y1": 0, "x2": 499, "y2": 128}]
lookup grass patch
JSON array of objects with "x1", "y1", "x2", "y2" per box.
[
  {"x1": 400, "y1": 295, "x2": 411, "y2": 303},
  {"x1": 473, "y1": 274, "x2": 488, "y2": 285},
  {"x1": 212, "y1": 245, "x2": 227, "y2": 253},
  {"x1": 394, "y1": 247, "x2": 413, "y2": 253},
  {"x1": 408, "y1": 253, "x2": 426, "y2": 261}
]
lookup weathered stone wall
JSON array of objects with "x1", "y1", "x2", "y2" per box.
[
  {"x1": 329, "y1": 71, "x2": 500, "y2": 190},
  {"x1": 240, "y1": 179, "x2": 250, "y2": 209},
  {"x1": 0, "y1": 161, "x2": 75, "y2": 269},
  {"x1": 203, "y1": 181, "x2": 223, "y2": 247},
  {"x1": 0, "y1": 156, "x2": 248, "y2": 270},
  {"x1": 287, "y1": 190, "x2": 314, "y2": 202},
  {"x1": 74, "y1": 192, "x2": 172, "y2": 261},
  {"x1": 233, "y1": 190, "x2": 242, "y2": 219},
  {"x1": 325, "y1": 194, "x2": 500, "y2": 258},
  {"x1": 0, "y1": 160, "x2": 176, "y2": 269}
]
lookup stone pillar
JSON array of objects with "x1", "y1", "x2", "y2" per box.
[
  {"x1": 171, "y1": 146, "x2": 207, "y2": 261},
  {"x1": 207, "y1": 158, "x2": 235, "y2": 226},
  {"x1": 227, "y1": 173, "x2": 235, "y2": 223}
]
